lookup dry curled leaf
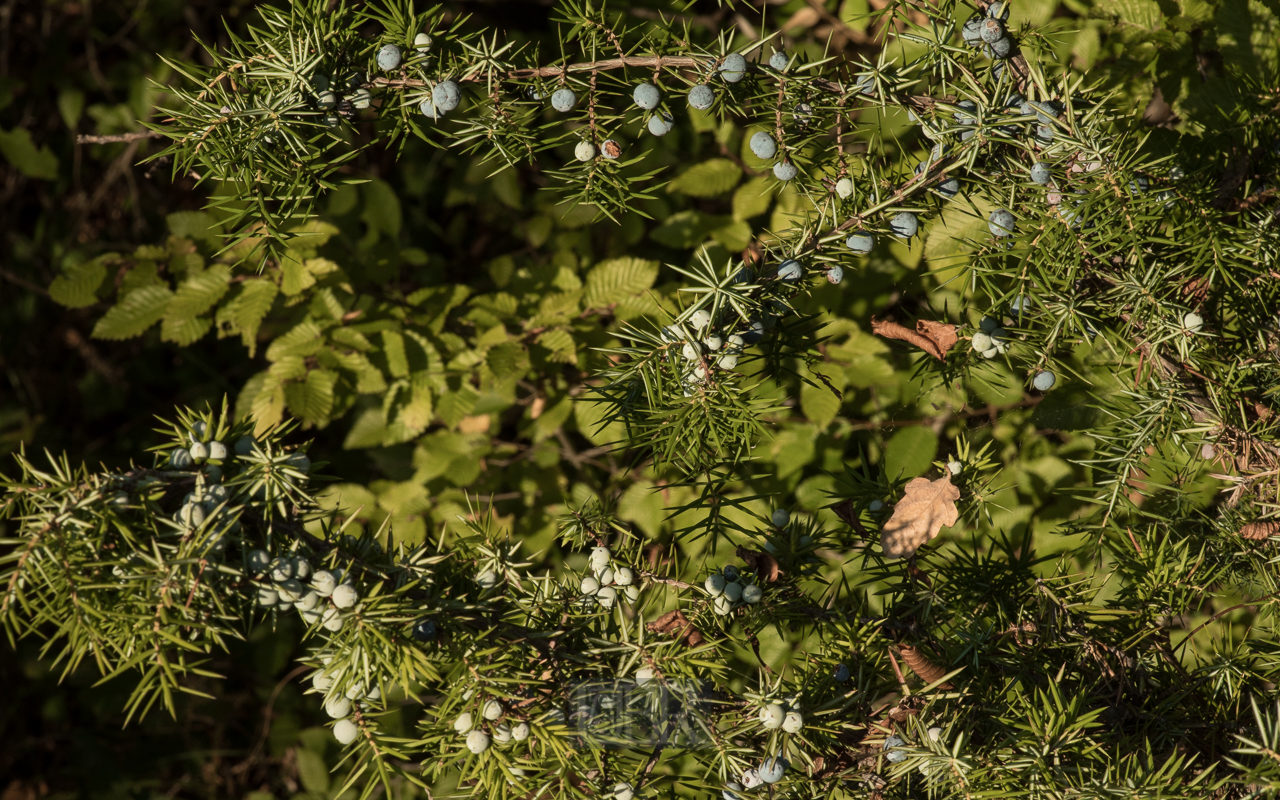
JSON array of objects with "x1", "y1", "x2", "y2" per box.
[
  {"x1": 870, "y1": 316, "x2": 957, "y2": 361},
  {"x1": 880, "y1": 475, "x2": 960, "y2": 559},
  {"x1": 896, "y1": 644, "x2": 954, "y2": 689},
  {"x1": 1241, "y1": 521, "x2": 1280, "y2": 540},
  {"x1": 736, "y1": 546, "x2": 781, "y2": 582},
  {"x1": 646, "y1": 609, "x2": 704, "y2": 647}
]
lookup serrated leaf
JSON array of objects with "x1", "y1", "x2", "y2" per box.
[
  {"x1": 344, "y1": 405, "x2": 388, "y2": 449},
  {"x1": 166, "y1": 211, "x2": 221, "y2": 242},
  {"x1": 667, "y1": 158, "x2": 743, "y2": 198},
  {"x1": 583, "y1": 257, "x2": 659, "y2": 308},
  {"x1": 251, "y1": 378, "x2": 286, "y2": 436},
  {"x1": 732, "y1": 176, "x2": 776, "y2": 220},
  {"x1": 91, "y1": 285, "x2": 173, "y2": 340},
  {"x1": 266, "y1": 320, "x2": 324, "y2": 361},
  {"x1": 800, "y1": 379, "x2": 843, "y2": 428},
  {"x1": 221, "y1": 279, "x2": 278, "y2": 357},
  {"x1": 398, "y1": 372, "x2": 434, "y2": 431},
  {"x1": 295, "y1": 748, "x2": 330, "y2": 794},
  {"x1": 280, "y1": 251, "x2": 316, "y2": 296},
  {"x1": 650, "y1": 211, "x2": 718, "y2": 249},
  {"x1": 49, "y1": 257, "x2": 108, "y2": 308},
  {"x1": 710, "y1": 218, "x2": 752, "y2": 251},
  {"x1": 437, "y1": 385, "x2": 479, "y2": 429},
  {"x1": 166, "y1": 265, "x2": 231, "y2": 323},
  {"x1": 382, "y1": 330, "x2": 409, "y2": 378},
  {"x1": 160, "y1": 314, "x2": 213, "y2": 346},
  {"x1": 537, "y1": 328, "x2": 578, "y2": 365},
  {"x1": 487, "y1": 342, "x2": 530, "y2": 380},
  {"x1": 285, "y1": 369, "x2": 337, "y2": 426},
  {"x1": 884, "y1": 426, "x2": 939, "y2": 481}
]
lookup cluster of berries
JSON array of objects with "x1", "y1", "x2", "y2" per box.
[
  {"x1": 312, "y1": 654, "x2": 383, "y2": 744},
  {"x1": 731, "y1": 753, "x2": 789, "y2": 794},
  {"x1": 961, "y1": 4, "x2": 1014, "y2": 60},
  {"x1": 970, "y1": 316, "x2": 1013, "y2": 360},
  {"x1": 249, "y1": 551, "x2": 357, "y2": 633},
  {"x1": 579, "y1": 546, "x2": 640, "y2": 608},
  {"x1": 453, "y1": 698, "x2": 532, "y2": 754},
  {"x1": 757, "y1": 696, "x2": 805, "y2": 733},
  {"x1": 704, "y1": 564, "x2": 763, "y2": 615}
]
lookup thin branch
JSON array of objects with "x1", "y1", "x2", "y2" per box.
[{"x1": 76, "y1": 131, "x2": 166, "y2": 144}]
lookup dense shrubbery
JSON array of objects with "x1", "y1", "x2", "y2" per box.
[{"x1": 3, "y1": 0, "x2": 1280, "y2": 798}]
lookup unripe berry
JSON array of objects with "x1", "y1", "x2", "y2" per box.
[
  {"x1": 928, "y1": 726, "x2": 943, "y2": 741},
  {"x1": 350, "y1": 88, "x2": 372, "y2": 110},
  {"x1": 742, "y1": 584, "x2": 763, "y2": 604},
  {"x1": 483, "y1": 699, "x2": 504, "y2": 720},
  {"x1": 682, "y1": 342, "x2": 701, "y2": 361},
  {"x1": 206, "y1": 441, "x2": 227, "y2": 461},
  {"x1": 581, "y1": 575, "x2": 600, "y2": 595},
  {"x1": 433, "y1": 80, "x2": 461, "y2": 112},
  {"x1": 723, "y1": 581, "x2": 743, "y2": 602},
  {"x1": 988, "y1": 208, "x2": 1016, "y2": 237},
  {"x1": 590, "y1": 546, "x2": 611, "y2": 569},
  {"x1": 170, "y1": 448, "x2": 194, "y2": 469},
  {"x1": 234, "y1": 435, "x2": 257, "y2": 456},
  {"x1": 826, "y1": 265, "x2": 844, "y2": 285},
  {"x1": 777, "y1": 259, "x2": 803, "y2": 282},
  {"x1": 1183, "y1": 311, "x2": 1203, "y2": 332},
  {"x1": 613, "y1": 782, "x2": 635, "y2": 800},
  {"x1": 258, "y1": 588, "x2": 280, "y2": 607},
  {"x1": 760, "y1": 703, "x2": 785, "y2": 729},
  {"x1": 705, "y1": 573, "x2": 726, "y2": 595},
  {"x1": 247, "y1": 549, "x2": 270, "y2": 574},
  {"x1": 633, "y1": 82, "x2": 660, "y2": 110},
  {"x1": 276, "y1": 579, "x2": 303, "y2": 603},
  {"x1": 635, "y1": 667, "x2": 654, "y2": 686},
  {"x1": 614, "y1": 567, "x2": 634, "y2": 586},
  {"x1": 333, "y1": 718, "x2": 359, "y2": 745},
  {"x1": 771, "y1": 508, "x2": 790, "y2": 527},
  {"x1": 835, "y1": 177, "x2": 854, "y2": 198},
  {"x1": 493, "y1": 724, "x2": 512, "y2": 744},
  {"x1": 311, "y1": 570, "x2": 336, "y2": 596},
  {"x1": 647, "y1": 111, "x2": 674, "y2": 136},
  {"x1": 597, "y1": 586, "x2": 618, "y2": 609},
  {"x1": 759, "y1": 756, "x2": 786, "y2": 783},
  {"x1": 419, "y1": 98, "x2": 442, "y2": 120},
  {"x1": 947, "y1": 460, "x2": 963, "y2": 475},
  {"x1": 782, "y1": 711, "x2": 804, "y2": 733},
  {"x1": 703, "y1": 335, "x2": 723, "y2": 352},
  {"x1": 376, "y1": 44, "x2": 402, "y2": 71},
  {"x1": 325, "y1": 696, "x2": 352, "y2": 718},
  {"x1": 317, "y1": 90, "x2": 338, "y2": 110},
  {"x1": 512, "y1": 721, "x2": 531, "y2": 740},
  {"x1": 477, "y1": 570, "x2": 500, "y2": 589},
  {"x1": 689, "y1": 84, "x2": 715, "y2": 110},
  {"x1": 454, "y1": 712, "x2": 474, "y2": 733},
  {"x1": 599, "y1": 567, "x2": 615, "y2": 586},
  {"x1": 962, "y1": 14, "x2": 984, "y2": 45},
  {"x1": 890, "y1": 211, "x2": 918, "y2": 239},
  {"x1": 846, "y1": 231, "x2": 874, "y2": 254},
  {"x1": 331, "y1": 584, "x2": 359, "y2": 609},
  {"x1": 414, "y1": 32, "x2": 432, "y2": 54},
  {"x1": 551, "y1": 88, "x2": 577, "y2": 112},
  {"x1": 1030, "y1": 162, "x2": 1051, "y2": 184},
  {"x1": 773, "y1": 161, "x2": 798, "y2": 181},
  {"x1": 574, "y1": 141, "x2": 596, "y2": 161},
  {"x1": 719, "y1": 52, "x2": 747, "y2": 82},
  {"x1": 180, "y1": 502, "x2": 206, "y2": 528},
  {"x1": 466, "y1": 730, "x2": 490, "y2": 754},
  {"x1": 296, "y1": 591, "x2": 320, "y2": 612},
  {"x1": 1032, "y1": 370, "x2": 1056, "y2": 391},
  {"x1": 322, "y1": 607, "x2": 344, "y2": 632},
  {"x1": 713, "y1": 594, "x2": 734, "y2": 616},
  {"x1": 292, "y1": 556, "x2": 312, "y2": 580},
  {"x1": 312, "y1": 670, "x2": 334, "y2": 691},
  {"x1": 971, "y1": 331, "x2": 993, "y2": 352},
  {"x1": 749, "y1": 131, "x2": 777, "y2": 160}
]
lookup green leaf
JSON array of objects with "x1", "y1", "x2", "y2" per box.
[
  {"x1": 160, "y1": 315, "x2": 213, "y2": 346},
  {"x1": 710, "y1": 218, "x2": 752, "y2": 251},
  {"x1": 361, "y1": 179, "x2": 402, "y2": 240},
  {"x1": 650, "y1": 211, "x2": 719, "y2": 249},
  {"x1": 295, "y1": 748, "x2": 330, "y2": 794},
  {"x1": 667, "y1": 158, "x2": 743, "y2": 198},
  {"x1": 732, "y1": 176, "x2": 775, "y2": 220},
  {"x1": 0, "y1": 127, "x2": 57, "y2": 180},
  {"x1": 280, "y1": 251, "x2": 316, "y2": 296},
  {"x1": 884, "y1": 426, "x2": 938, "y2": 480},
  {"x1": 285, "y1": 369, "x2": 337, "y2": 426},
  {"x1": 382, "y1": 330, "x2": 410, "y2": 378},
  {"x1": 618, "y1": 480, "x2": 665, "y2": 539},
  {"x1": 800, "y1": 377, "x2": 843, "y2": 428},
  {"x1": 487, "y1": 342, "x2": 530, "y2": 380},
  {"x1": 91, "y1": 285, "x2": 173, "y2": 340},
  {"x1": 344, "y1": 405, "x2": 388, "y2": 449},
  {"x1": 166, "y1": 265, "x2": 231, "y2": 321},
  {"x1": 166, "y1": 211, "x2": 222, "y2": 242},
  {"x1": 437, "y1": 384, "x2": 480, "y2": 429},
  {"x1": 267, "y1": 321, "x2": 325, "y2": 361},
  {"x1": 49, "y1": 257, "x2": 108, "y2": 308},
  {"x1": 221, "y1": 279, "x2": 278, "y2": 356},
  {"x1": 583, "y1": 257, "x2": 660, "y2": 308}
]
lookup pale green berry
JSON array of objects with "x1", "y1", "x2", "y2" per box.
[
  {"x1": 277, "y1": 579, "x2": 303, "y2": 603},
  {"x1": 574, "y1": 141, "x2": 596, "y2": 161},
  {"x1": 599, "y1": 567, "x2": 615, "y2": 585},
  {"x1": 317, "y1": 90, "x2": 338, "y2": 110},
  {"x1": 312, "y1": 570, "x2": 336, "y2": 596},
  {"x1": 581, "y1": 576, "x2": 600, "y2": 595},
  {"x1": 270, "y1": 558, "x2": 292, "y2": 582},
  {"x1": 414, "y1": 32, "x2": 432, "y2": 54},
  {"x1": 493, "y1": 724, "x2": 512, "y2": 744},
  {"x1": 590, "y1": 546, "x2": 611, "y2": 569},
  {"x1": 741, "y1": 769, "x2": 762, "y2": 789},
  {"x1": 690, "y1": 309, "x2": 712, "y2": 330},
  {"x1": 760, "y1": 703, "x2": 785, "y2": 729},
  {"x1": 312, "y1": 670, "x2": 334, "y2": 692},
  {"x1": 208, "y1": 441, "x2": 227, "y2": 460},
  {"x1": 483, "y1": 700, "x2": 504, "y2": 720},
  {"x1": 170, "y1": 448, "x2": 194, "y2": 469},
  {"x1": 742, "y1": 584, "x2": 763, "y2": 604},
  {"x1": 334, "y1": 718, "x2": 359, "y2": 744},
  {"x1": 705, "y1": 573, "x2": 726, "y2": 595},
  {"x1": 331, "y1": 584, "x2": 359, "y2": 608},
  {"x1": 1183, "y1": 311, "x2": 1203, "y2": 332},
  {"x1": 782, "y1": 711, "x2": 804, "y2": 733},
  {"x1": 928, "y1": 726, "x2": 943, "y2": 741},
  {"x1": 477, "y1": 570, "x2": 500, "y2": 589},
  {"x1": 623, "y1": 585, "x2": 640, "y2": 603},
  {"x1": 713, "y1": 595, "x2": 734, "y2": 615},
  {"x1": 597, "y1": 586, "x2": 618, "y2": 609},
  {"x1": 376, "y1": 44, "x2": 402, "y2": 71},
  {"x1": 322, "y1": 608, "x2": 344, "y2": 632},
  {"x1": 635, "y1": 667, "x2": 654, "y2": 686},
  {"x1": 614, "y1": 567, "x2": 634, "y2": 586},
  {"x1": 258, "y1": 588, "x2": 279, "y2": 607},
  {"x1": 771, "y1": 508, "x2": 790, "y2": 527},
  {"x1": 1033, "y1": 370, "x2": 1056, "y2": 391},
  {"x1": 299, "y1": 608, "x2": 321, "y2": 625},
  {"x1": 247, "y1": 549, "x2": 270, "y2": 573},
  {"x1": 296, "y1": 591, "x2": 320, "y2": 612},
  {"x1": 614, "y1": 782, "x2": 635, "y2": 800},
  {"x1": 292, "y1": 556, "x2": 312, "y2": 580},
  {"x1": 759, "y1": 756, "x2": 786, "y2": 783},
  {"x1": 971, "y1": 332, "x2": 992, "y2": 352},
  {"x1": 717, "y1": 354, "x2": 739, "y2": 370},
  {"x1": 723, "y1": 581, "x2": 743, "y2": 602},
  {"x1": 703, "y1": 335, "x2": 723, "y2": 351},
  {"x1": 325, "y1": 696, "x2": 351, "y2": 718},
  {"x1": 466, "y1": 730, "x2": 490, "y2": 754},
  {"x1": 454, "y1": 712, "x2": 474, "y2": 733},
  {"x1": 835, "y1": 177, "x2": 854, "y2": 198},
  {"x1": 947, "y1": 460, "x2": 962, "y2": 475},
  {"x1": 512, "y1": 721, "x2": 531, "y2": 740}
]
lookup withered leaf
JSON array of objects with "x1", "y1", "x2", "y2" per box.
[
  {"x1": 736, "y1": 546, "x2": 781, "y2": 582},
  {"x1": 870, "y1": 316, "x2": 957, "y2": 361},
  {"x1": 880, "y1": 475, "x2": 960, "y2": 559},
  {"x1": 1241, "y1": 520, "x2": 1280, "y2": 541}
]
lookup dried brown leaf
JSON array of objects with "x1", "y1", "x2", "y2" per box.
[
  {"x1": 1241, "y1": 521, "x2": 1280, "y2": 541},
  {"x1": 880, "y1": 475, "x2": 960, "y2": 559},
  {"x1": 736, "y1": 546, "x2": 781, "y2": 582},
  {"x1": 870, "y1": 316, "x2": 957, "y2": 361},
  {"x1": 896, "y1": 644, "x2": 953, "y2": 688}
]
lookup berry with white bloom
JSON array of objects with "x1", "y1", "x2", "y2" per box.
[
  {"x1": 782, "y1": 711, "x2": 804, "y2": 733},
  {"x1": 493, "y1": 724, "x2": 512, "y2": 744},
  {"x1": 705, "y1": 573, "x2": 726, "y2": 595},
  {"x1": 835, "y1": 176, "x2": 854, "y2": 198},
  {"x1": 846, "y1": 231, "x2": 874, "y2": 254},
  {"x1": 1030, "y1": 162, "x2": 1051, "y2": 184},
  {"x1": 771, "y1": 508, "x2": 790, "y2": 528},
  {"x1": 477, "y1": 570, "x2": 500, "y2": 589},
  {"x1": 712, "y1": 595, "x2": 734, "y2": 616},
  {"x1": 749, "y1": 131, "x2": 777, "y2": 159},
  {"x1": 980, "y1": 18, "x2": 1004, "y2": 43},
  {"x1": 777, "y1": 259, "x2": 802, "y2": 281},
  {"x1": 597, "y1": 567, "x2": 615, "y2": 585},
  {"x1": 208, "y1": 441, "x2": 227, "y2": 460},
  {"x1": 512, "y1": 721, "x2": 531, "y2": 740},
  {"x1": 890, "y1": 211, "x2": 918, "y2": 239},
  {"x1": 270, "y1": 558, "x2": 293, "y2": 582},
  {"x1": 1033, "y1": 370, "x2": 1056, "y2": 391},
  {"x1": 741, "y1": 769, "x2": 763, "y2": 789},
  {"x1": 331, "y1": 584, "x2": 358, "y2": 608},
  {"x1": 574, "y1": 141, "x2": 596, "y2": 161},
  {"x1": 717, "y1": 353, "x2": 739, "y2": 370},
  {"x1": 317, "y1": 90, "x2": 338, "y2": 110},
  {"x1": 414, "y1": 32, "x2": 432, "y2": 54},
  {"x1": 759, "y1": 756, "x2": 787, "y2": 783},
  {"x1": 376, "y1": 44, "x2": 402, "y2": 71},
  {"x1": 703, "y1": 334, "x2": 722, "y2": 351},
  {"x1": 972, "y1": 332, "x2": 993, "y2": 353},
  {"x1": 581, "y1": 576, "x2": 600, "y2": 595},
  {"x1": 947, "y1": 460, "x2": 963, "y2": 476},
  {"x1": 689, "y1": 308, "x2": 712, "y2": 330},
  {"x1": 742, "y1": 584, "x2": 763, "y2": 604},
  {"x1": 590, "y1": 546, "x2": 611, "y2": 570},
  {"x1": 614, "y1": 567, "x2": 634, "y2": 586},
  {"x1": 869, "y1": 499, "x2": 884, "y2": 512},
  {"x1": 311, "y1": 570, "x2": 336, "y2": 596},
  {"x1": 483, "y1": 700, "x2": 504, "y2": 720},
  {"x1": 989, "y1": 208, "x2": 1016, "y2": 237},
  {"x1": 769, "y1": 50, "x2": 788, "y2": 70},
  {"x1": 623, "y1": 585, "x2": 640, "y2": 603},
  {"x1": 433, "y1": 80, "x2": 461, "y2": 112},
  {"x1": 648, "y1": 111, "x2": 674, "y2": 136},
  {"x1": 633, "y1": 83, "x2": 660, "y2": 110},
  {"x1": 333, "y1": 718, "x2": 359, "y2": 744},
  {"x1": 454, "y1": 712, "x2": 474, "y2": 733},
  {"x1": 466, "y1": 730, "x2": 490, "y2": 754},
  {"x1": 773, "y1": 161, "x2": 798, "y2": 180},
  {"x1": 723, "y1": 783, "x2": 743, "y2": 800},
  {"x1": 321, "y1": 607, "x2": 344, "y2": 632},
  {"x1": 276, "y1": 579, "x2": 303, "y2": 603},
  {"x1": 1183, "y1": 311, "x2": 1203, "y2": 332},
  {"x1": 597, "y1": 586, "x2": 618, "y2": 609},
  {"x1": 292, "y1": 556, "x2": 312, "y2": 580},
  {"x1": 635, "y1": 667, "x2": 654, "y2": 686},
  {"x1": 258, "y1": 588, "x2": 280, "y2": 607},
  {"x1": 719, "y1": 52, "x2": 747, "y2": 82},
  {"x1": 170, "y1": 448, "x2": 194, "y2": 469},
  {"x1": 760, "y1": 703, "x2": 786, "y2": 729},
  {"x1": 614, "y1": 783, "x2": 635, "y2": 800},
  {"x1": 234, "y1": 435, "x2": 257, "y2": 456},
  {"x1": 962, "y1": 14, "x2": 984, "y2": 45},
  {"x1": 723, "y1": 581, "x2": 743, "y2": 602},
  {"x1": 247, "y1": 549, "x2": 270, "y2": 573},
  {"x1": 689, "y1": 84, "x2": 715, "y2": 110},
  {"x1": 312, "y1": 670, "x2": 334, "y2": 692},
  {"x1": 551, "y1": 88, "x2": 576, "y2": 112},
  {"x1": 827, "y1": 265, "x2": 844, "y2": 284},
  {"x1": 325, "y1": 696, "x2": 352, "y2": 718}
]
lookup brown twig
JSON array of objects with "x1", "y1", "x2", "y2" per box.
[{"x1": 76, "y1": 131, "x2": 166, "y2": 144}]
